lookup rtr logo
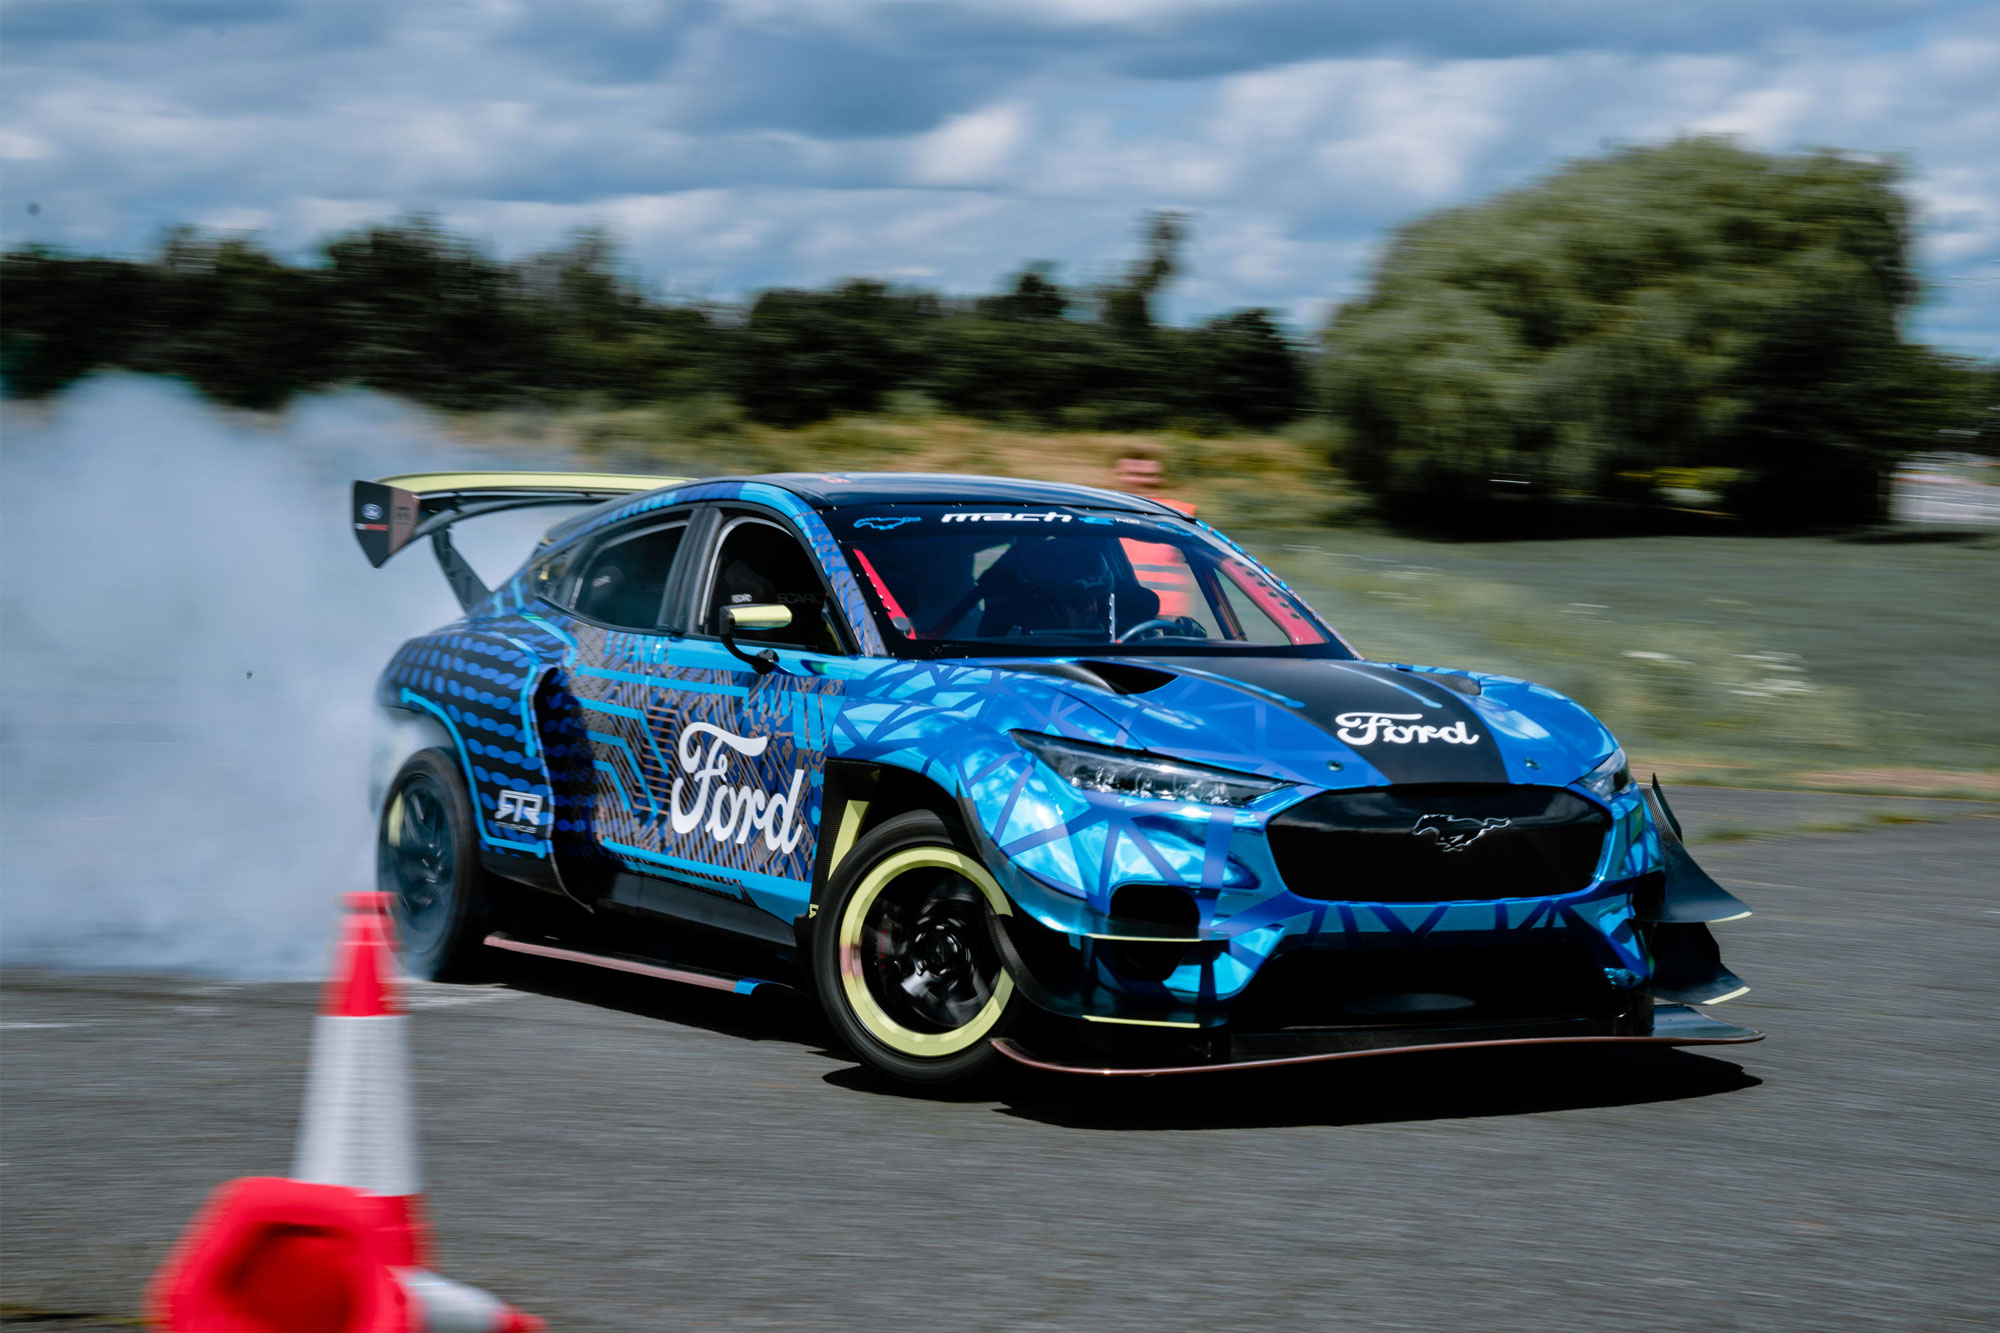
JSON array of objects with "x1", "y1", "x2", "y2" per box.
[
  {"x1": 1412, "y1": 814, "x2": 1510, "y2": 853},
  {"x1": 495, "y1": 789, "x2": 544, "y2": 832}
]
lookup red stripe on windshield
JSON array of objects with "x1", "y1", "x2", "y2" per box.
[{"x1": 850, "y1": 547, "x2": 915, "y2": 637}]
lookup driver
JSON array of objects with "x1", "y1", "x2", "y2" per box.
[{"x1": 977, "y1": 539, "x2": 1158, "y2": 638}]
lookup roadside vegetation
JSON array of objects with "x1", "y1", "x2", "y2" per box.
[
  {"x1": 463, "y1": 404, "x2": 1999, "y2": 795},
  {"x1": 6, "y1": 137, "x2": 1995, "y2": 792},
  {"x1": 6, "y1": 139, "x2": 1992, "y2": 533}
]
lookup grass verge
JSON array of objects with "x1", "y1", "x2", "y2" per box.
[{"x1": 455, "y1": 406, "x2": 1999, "y2": 795}]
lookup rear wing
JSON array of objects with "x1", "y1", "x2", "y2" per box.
[{"x1": 352, "y1": 470, "x2": 690, "y2": 610}]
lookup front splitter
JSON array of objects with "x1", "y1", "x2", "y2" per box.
[{"x1": 990, "y1": 1002, "x2": 1761, "y2": 1077}]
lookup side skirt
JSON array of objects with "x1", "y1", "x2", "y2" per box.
[{"x1": 483, "y1": 933, "x2": 800, "y2": 999}]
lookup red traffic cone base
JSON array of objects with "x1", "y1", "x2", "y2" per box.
[
  {"x1": 147, "y1": 1178, "x2": 411, "y2": 1333},
  {"x1": 148, "y1": 893, "x2": 543, "y2": 1332}
]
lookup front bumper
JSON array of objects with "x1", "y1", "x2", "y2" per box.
[
  {"x1": 967, "y1": 774, "x2": 1757, "y2": 1044},
  {"x1": 970, "y1": 779, "x2": 1665, "y2": 1028}
]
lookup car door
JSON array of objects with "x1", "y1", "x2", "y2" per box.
[
  {"x1": 533, "y1": 509, "x2": 698, "y2": 908},
  {"x1": 545, "y1": 502, "x2": 852, "y2": 945},
  {"x1": 650, "y1": 506, "x2": 853, "y2": 934}
]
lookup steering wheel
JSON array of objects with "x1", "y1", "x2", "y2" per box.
[{"x1": 1115, "y1": 615, "x2": 1209, "y2": 644}]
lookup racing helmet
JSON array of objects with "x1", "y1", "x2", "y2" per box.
[{"x1": 977, "y1": 537, "x2": 1117, "y2": 636}]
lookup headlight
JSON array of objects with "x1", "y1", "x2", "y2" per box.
[
  {"x1": 1578, "y1": 747, "x2": 1631, "y2": 799},
  {"x1": 1011, "y1": 731, "x2": 1291, "y2": 808}
]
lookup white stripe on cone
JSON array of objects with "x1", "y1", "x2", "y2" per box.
[
  {"x1": 291, "y1": 1013, "x2": 418, "y2": 1197},
  {"x1": 397, "y1": 1268, "x2": 522, "y2": 1333}
]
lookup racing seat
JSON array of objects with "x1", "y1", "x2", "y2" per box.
[{"x1": 706, "y1": 521, "x2": 842, "y2": 653}]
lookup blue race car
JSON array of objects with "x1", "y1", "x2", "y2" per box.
[{"x1": 355, "y1": 470, "x2": 1759, "y2": 1082}]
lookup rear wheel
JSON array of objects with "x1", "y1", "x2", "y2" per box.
[
  {"x1": 378, "y1": 748, "x2": 493, "y2": 981},
  {"x1": 812, "y1": 811, "x2": 1018, "y2": 1084}
]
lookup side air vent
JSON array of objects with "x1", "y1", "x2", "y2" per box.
[
  {"x1": 1105, "y1": 883, "x2": 1199, "y2": 982},
  {"x1": 1001, "y1": 660, "x2": 1177, "y2": 695},
  {"x1": 1076, "y1": 661, "x2": 1177, "y2": 695}
]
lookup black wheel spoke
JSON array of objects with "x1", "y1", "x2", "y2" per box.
[
  {"x1": 381, "y1": 772, "x2": 458, "y2": 954},
  {"x1": 858, "y1": 868, "x2": 1003, "y2": 1034}
]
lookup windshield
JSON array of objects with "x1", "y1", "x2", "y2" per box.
[{"x1": 832, "y1": 505, "x2": 1352, "y2": 659}]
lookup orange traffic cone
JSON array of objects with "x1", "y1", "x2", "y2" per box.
[{"x1": 149, "y1": 893, "x2": 542, "y2": 1332}]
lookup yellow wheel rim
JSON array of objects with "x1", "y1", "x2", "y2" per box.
[{"x1": 838, "y1": 846, "x2": 1015, "y2": 1058}]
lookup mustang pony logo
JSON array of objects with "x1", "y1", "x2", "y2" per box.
[
  {"x1": 1412, "y1": 814, "x2": 1511, "y2": 852},
  {"x1": 669, "y1": 722, "x2": 809, "y2": 853},
  {"x1": 1335, "y1": 711, "x2": 1482, "y2": 746},
  {"x1": 854, "y1": 515, "x2": 920, "y2": 530}
]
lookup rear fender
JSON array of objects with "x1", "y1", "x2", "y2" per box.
[{"x1": 376, "y1": 624, "x2": 565, "y2": 883}]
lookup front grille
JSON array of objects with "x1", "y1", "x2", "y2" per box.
[{"x1": 1267, "y1": 785, "x2": 1608, "y2": 903}]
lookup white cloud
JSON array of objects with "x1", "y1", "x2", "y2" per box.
[
  {"x1": 908, "y1": 102, "x2": 1030, "y2": 186},
  {"x1": 0, "y1": 128, "x2": 55, "y2": 161},
  {"x1": 1688, "y1": 85, "x2": 1813, "y2": 144},
  {"x1": 0, "y1": 1, "x2": 1994, "y2": 348}
]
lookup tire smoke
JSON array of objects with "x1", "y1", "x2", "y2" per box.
[{"x1": 0, "y1": 376, "x2": 576, "y2": 977}]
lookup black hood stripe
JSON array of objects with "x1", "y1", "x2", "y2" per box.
[{"x1": 1132, "y1": 657, "x2": 1509, "y2": 785}]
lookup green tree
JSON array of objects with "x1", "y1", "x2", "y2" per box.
[
  {"x1": 321, "y1": 217, "x2": 548, "y2": 410},
  {"x1": 977, "y1": 262, "x2": 1068, "y2": 321},
  {"x1": 1099, "y1": 211, "x2": 1185, "y2": 338},
  {"x1": 146, "y1": 229, "x2": 335, "y2": 409},
  {"x1": 1324, "y1": 138, "x2": 1933, "y2": 531},
  {"x1": 511, "y1": 227, "x2": 721, "y2": 403},
  {"x1": 735, "y1": 280, "x2": 937, "y2": 426},
  {"x1": 1184, "y1": 308, "x2": 1305, "y2": 430},
  {"x1": 0, "y1": 246, "x2": 157, "y2": 397}
]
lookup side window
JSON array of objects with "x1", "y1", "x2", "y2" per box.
[
  {"x1": 572, "y1": 521, "x2": 687, "y2": 630},
  {"x1": 703, "y1": 517, "x2": 845, "y2": 653}
]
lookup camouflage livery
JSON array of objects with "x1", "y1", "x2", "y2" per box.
[{"x1": 365, "y1": 471, "x2": 1759, "y2": 1065}]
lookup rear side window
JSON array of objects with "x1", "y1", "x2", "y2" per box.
[{"x1": 573, "y1": 522, "x2": 687, "y2": 630}]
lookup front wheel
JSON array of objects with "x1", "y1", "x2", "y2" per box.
[
  {"x1": 811, "y1": 810, "x2": 1019, "y2": 1084},
  {"x1": 378, "y1": 748, "x2": 493, "y2": 981}
]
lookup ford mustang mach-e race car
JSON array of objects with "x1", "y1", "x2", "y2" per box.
[{"x1": 355, "y1": 470, "x2": 1760, "y2": 1082}]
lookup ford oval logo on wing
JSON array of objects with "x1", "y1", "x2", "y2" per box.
[{"x1": 361, "y1": 502, "x2": 384, "y2": 521}]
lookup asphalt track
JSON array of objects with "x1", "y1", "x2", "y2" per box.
[{"x1": 5, "y1": 788, "x2": 1998, "y2": 1332}]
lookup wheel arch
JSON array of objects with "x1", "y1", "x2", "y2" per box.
[
  {"x1": 370, "y1": 701, "x2": 455, "y2": 819},
  {"x1": 797, "y1": 759, "x2": 970, "y2": 956},
  {"x1": 374, "y1": 624, "x2": 564, "y2": 886}
]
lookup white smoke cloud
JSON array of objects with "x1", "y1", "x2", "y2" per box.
[{"x1": 0, "y1": 376, "x2": 578, "y2": 977}]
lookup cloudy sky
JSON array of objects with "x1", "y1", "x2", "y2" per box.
[{"x1": 3, "y1": 0, "x2": 1997, "y2": 350}]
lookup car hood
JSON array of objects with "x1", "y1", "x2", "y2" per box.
[{"x1": 1000, "y1": 656, "x2": 1618, "y2": 792}]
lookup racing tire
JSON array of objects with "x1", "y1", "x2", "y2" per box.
[
  {"x1": 811, "y1": 810, "x2": 1020, "y2": 1085},
  {"x1": 377, "y1": 748, "x2": 494, "y2": 982}
]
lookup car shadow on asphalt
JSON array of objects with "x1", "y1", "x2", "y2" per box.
[
  {"x1": 493, "y1": 954, "x2": 1763, "y2": 1130},
  {"x1": 982, "y1": 1046, "x2": 1762, "y2": 1130},
  {"x1": 821, "y1": 1043, "x2": 1761, "y2": 1126}
]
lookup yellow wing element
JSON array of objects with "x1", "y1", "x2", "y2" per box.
[
  {"x1": 351, "y1": 470, "x2": 694, "y2": 570},
  {"x1": 372, "y1": 471, "x2": 684, "y2": 497}
]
